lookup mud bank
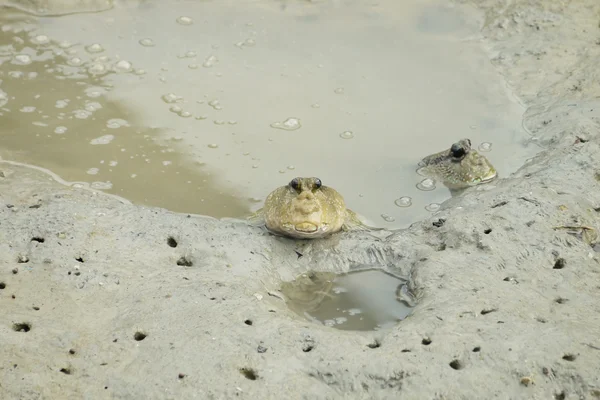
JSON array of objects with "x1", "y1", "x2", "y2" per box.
[{"x1": 1, "y1": 0, "x2": 600, "y2": 399}]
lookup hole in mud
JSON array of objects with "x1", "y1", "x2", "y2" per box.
[
  {"x1": 302, "y1": 344, "x2": 314, "y2": 352},
  {"x1": 553, "y1": 258, "x2": 566, "y2": 269},
  {"x1": 481, "y1": 308, "x2": 497, "y2": 315},
  {"x1": 0, "y1": 282, "x2": 6, "y2": 289},
  {"x1": 367, "y1": 340, "x2": 381, "y2": 349},
  {"x1": 12, "y1": 322, "x2": 31, "y2": 332},
  {"x1": 555, "y1": 297, "x2": 568, "y2": 304},
  {"x1": 176, "y1": 256, "x2": 193, "y2": 267},
  {"x1": 167, "y1": 237, "x2": 178, "y2": 248},
  {"x1": 472, "y1": 346, "x2": 481, "y2": 352},
  {"x1": 279, "y1": 268, "x2": 414, "y2": 331},
  {"x1": 240, "y1": 367, "x2": 258, "y2": 380},
  {"x1": 134, "y1": 331, "x2": 147, "y2": 341},
  {"x1": 59, "y1": 367, "x2": 71, "y2": 375},
  {"x1": 562, "y1": 354, "x2": 576, "y2": 361},
  {"x1": 554, "y1": 391, "x2": 566, "y2": 400},
  {"x1": 421, "y1": 338, "x2": 432, "y2": 345},
  {"x1": 449, "y1": 360, "x2": 464, "y2": 370},
  {"x1": 483, "y1": 228, "x2": 492, "y2": 234},
  {"x1": 244, "y1": 319, "x2": 253, "y2": 326},
  {"x1": 69, "y1": 349, "x2": 76, "y2": 355},
  {"x1": 75, "y1": 257, "x2": 84, "y2": 263}
]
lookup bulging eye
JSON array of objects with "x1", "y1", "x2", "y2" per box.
[
  {"x1": 289, "y1": 178, "x2": 300, "y2": 190},
  {"x1": 314, "y1": 178, "x2": 322, "y2": 189},
  {"x1": 466, "y1": 138, "x2": 472, "y2": 147},
  {"x1": 450, "y1": 144, "x2": 466, "y2": 159}
]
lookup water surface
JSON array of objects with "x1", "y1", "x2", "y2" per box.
[{"x1": 0, "y1": 0, "x2": 540, "y2": 225}]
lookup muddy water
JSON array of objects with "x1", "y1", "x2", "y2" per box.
[
  {"x1": 0, "y1": 0, "x2": 541, "y2": 226},
  {"x1": 280, "y1": 269, "x2": 413, "y2": 331}
]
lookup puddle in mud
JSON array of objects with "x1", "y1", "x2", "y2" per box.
[
  {"x1": 280, "y1": 269, "x2": 414, "y2": 331},
  {"x1": 0, "y1": 0, "x2": 541, "y2": 226}
]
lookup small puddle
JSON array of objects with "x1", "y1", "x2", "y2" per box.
[{"x1": 280, "y1": 269, "x2": 414, "y2": 331}]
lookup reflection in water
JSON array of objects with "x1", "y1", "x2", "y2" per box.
[
  {"x1": 0, "y1": 0, "x2": 540, "y2": 225},
  {"x1": 280, "y1": 269, "x2": 414, "y2": 331}
]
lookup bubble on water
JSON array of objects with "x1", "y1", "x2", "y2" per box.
[
  {"x1": 0, "y1": 89, "x2": 7, "y2": 107},
  {"x1": 169, "y1": 106, "x2": 182, "y2": 114},
  {"x1": 91, "y1": 181, "x2": 113, "y2": 190},
  {"x1": 252, "y1": 164, "x2": 259, "y2": 169},
  {"x1": 339, "y1": 131, "x2": 354, "y2": 139},
  {"x1": 311, "y1": 103, "x2": 320, "y2": 108},
  {"x1": 8, "y1": 71, "x2": 24, "y2": 78},
  {"x1": 188, "y1": 63, "x2": 199, "y2": 69},
  {"x1": 416, "y1": 178, "x2": 436, "y2": 191},
  {"x1": 334, "y1": 87, "x2": 344, "y2": 94},
  {"x1": 478, "y1": 142, "x2": 492, "y2": 152},
  {"x1": 203, "y1": 55, "x2": 218, "y2": 68},
  {"x1": 67, "y1": 57, "x2": 83, "y2": 66},
  {"x1": 287, "y1": 165, "x2": 295, "y2": 170},
  {"x1": 114, "y1": 60, "x2": 132, "y2": 72},
  {"x1": 88, "y1": 63, "x2": 107, "y2": 75},
  {"x1": 55, "y1": 100, "x2": 69, "y2": 108},
  {"x1": 208, "y1": 100, "x2": 222, "y2": 110},
  {"x1": 87, "y1": 168, "x2": 99, "y2": 175},
  {"x1": 176, "y1": 16, "x2": 194, "y2": 25},
  {"x1": 425, "y1": 203, "x2": 441, "y2": 212},
  {"x1": 228, "y1": 120, "x2": 237, "y2": 125},
  {"x1": 85, "y1": 102, "x2": 102, "y2": 112},
  {"x1": 85, "y1": 87, "x2": 104, "y2": 98},
  {"x1": 381, "y1": 214, "x2": 396, "y2": 222},
  {"x1": 162, "y1": 161, "x2": 172, "y2": 166},
  {"x1": 162, "y1": 93, "x2": 182, "y2": 104},
  {"x1": 195, "y1": 115, "x2": 207, "y2": 120},
  {"x1": 90, "y1": 134, "x2": 115, "y2": 145},
  {"x1": 348, "y1": 308, "x2": 362, "y2": 316},
  {"x1": 235, "y1": 38, "x2": 256, "y2": 48},
  {"x1": 32, "y1": 34, "x2": 50, "y2": 45},
  {"x1": 109, "y1": 161, "x2": 118, "y2": 167},
  {"x1": 73, "y1": 109, "x2": 92, "y2": 119},
  {"x1": 85, "y1": 43, "x2": 104, "y2": 53},
  {"x1": 270, "y1": 117, "x2": 301, "y2": 131},
  {"x1": 207, "y1": 143, "x2": 218, "y2": 149},
  {"x1": 394, "y1": 196, "x2": 412, "y2": 207},
  {"x1": 131, "y1": 174, "x2": 137, "y2": 178},
  {"x1": 214, "y1": 120, "x2": 225, "y2": 125},
  {"x1": 20, "y1": 106, "x2": 36, "y2": 113},
  {"x1": 13, "y1": 54, "x2": 32, "y2": 65},
  {"x1": 178, "y1": 51, "x2": 196, "y2": 58},
  {"x1": 58, "y1": 41, "x2": 72, "y2": 49},
  {"x1": 106, "y1": 119, "x2": 129, "y2": 129},
  {"x1": 134, "y1": 69, "x2": 146, "y2": 75},
  {"x1": 28, "y1": 72, "x2": 37, "y2": 79},
  {"x1": 71, "y1": 182, "x2": 89, "y2": 189},
  {"x1": 332, "y1": 286, "x2": 348, "y2": 294},
  {"x1": 179, "y1": 111, "x2": 192, "y2": 118},
  {"x1": 139, "y1": 38, "x2": 155, "y2": 47},
  {"x1": 52, "y1": 126, "x2": 67, "y2": 135}
]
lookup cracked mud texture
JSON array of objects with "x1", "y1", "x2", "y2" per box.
[{"x1": 2, "y1": 0, "x2": 600, "y2": 399}]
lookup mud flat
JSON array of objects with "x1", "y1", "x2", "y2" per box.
[{"x1": 1, "y1": 0, "x2": 600, "y2": 399}]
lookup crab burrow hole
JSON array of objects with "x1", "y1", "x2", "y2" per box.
[{"x1": 279, "y1": 267, "x2": 415, "y2": 331}]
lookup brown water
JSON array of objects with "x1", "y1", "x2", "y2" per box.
[
  {"x1": 0, "y1": 0, "x2": 541, "y2": 226},
  {"x1": 280, "y1": 269, "x2": 413, "y2": 331}
]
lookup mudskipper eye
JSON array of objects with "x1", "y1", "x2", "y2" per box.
[
  {"x1": 289, "y1": 178, "x2": 300, "y2": 190},
  {"x1": 466, "y1": 138, "x2": 472, "y2": 147},
  {"x1": 450, "y1": 143, "x2": 466, "y2": 159},
  {"x1": 314, "y1": 178, "x2": 322, "y2": 189}
]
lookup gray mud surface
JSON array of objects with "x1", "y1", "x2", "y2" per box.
[{"x1": 2, "y1": 0, "x2": 600, "y2": 399}]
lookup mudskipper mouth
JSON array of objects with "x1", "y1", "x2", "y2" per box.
[{"x1": 295, "y1": 222, "x2": 319, "y2": 233}]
